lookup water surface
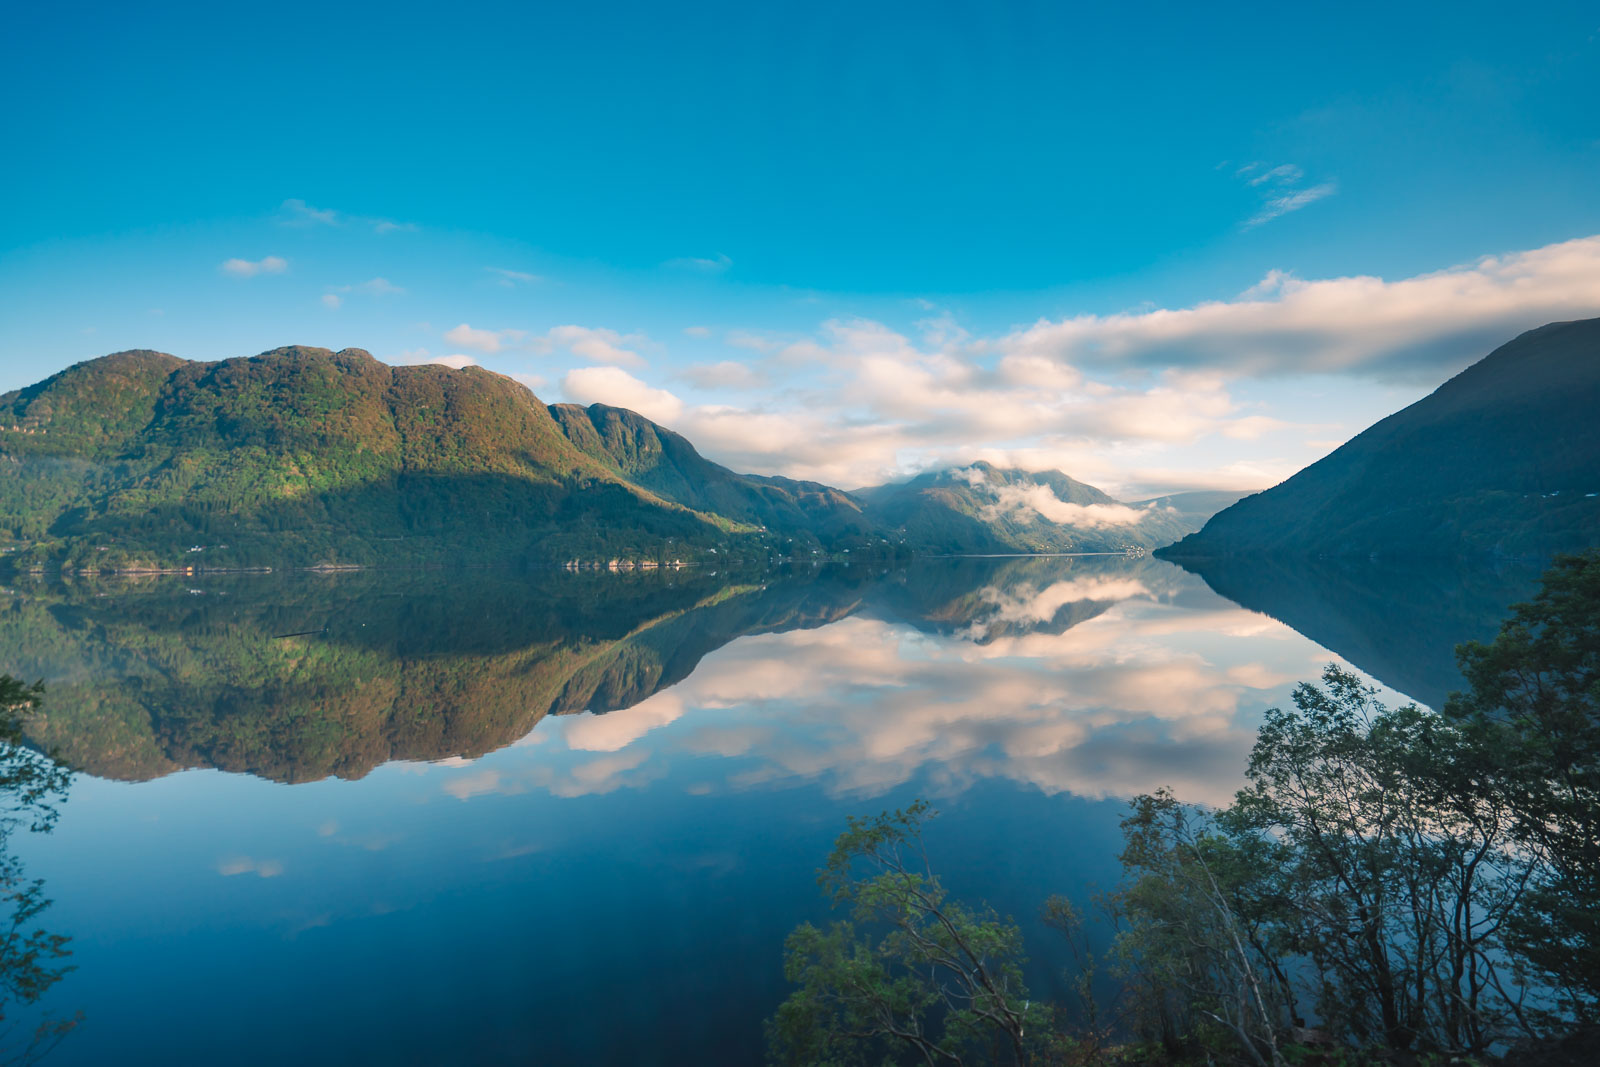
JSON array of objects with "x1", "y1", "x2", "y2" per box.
[{"x1": 0, "y1": 555, "x2": 1540, "y2": 1064}]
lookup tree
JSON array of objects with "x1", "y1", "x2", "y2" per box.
[
  {"x1": 1446, "y1": 549, "x2": 1600, "y2": 1020},
  {"x1": 1113, "y1": 790, "x2": 1291, "y2": 1067},
  {"x1": 0, "y1": 676, "x2": 78, "y2": 1066},
  {"x1": 1219, "y1": 667, "x2": 1538, "y2": 1056},
  {"x1": 767, "y1": 802, "x2": 1063, "y2": 1066}
]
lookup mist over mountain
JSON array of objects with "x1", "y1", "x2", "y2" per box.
[
  {"x1": 853, "y1": 461, "x2": 1197, "y2": 554},
  {"x1": 1162, "y1": 318, "x2": 1600, "y2": 560}
]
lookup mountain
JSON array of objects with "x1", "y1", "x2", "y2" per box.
[
  {"x1": 547, "y1": 402, "x2": 876, "y2": 550},
  {"x1": 854, "y1": 461, "x2": 1195, "y2": 553},
  {"x1": 1161, "y1": 318, "x2": 1600, "y2": 560},
  {"x1": 1129, "y1": 490, "x2": 1250, "y2": 528},
  {"x1": 0, "y1": 346, "x2": 1207, "y2": 570},
  {"x1": 0, "y1": 346, "x2": 756, "y2": 571}
]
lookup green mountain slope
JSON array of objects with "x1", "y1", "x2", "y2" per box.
[
  {"x1": 1161, "y1": 318, "x2": 1600, "y2": 560},
  {"x1": 855, "y1": 461, "x2": 1194, "y2": 553},
  {"x1": 547, "y1": 402, "x2": 878, "y2": 550},
  {"x1": 0, "y1": 347, "x2": 752, "y2": 570}
]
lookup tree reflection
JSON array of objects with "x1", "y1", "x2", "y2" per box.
[{"x1": 0, "y1": 676, "x2": 76, "y2": 1065}]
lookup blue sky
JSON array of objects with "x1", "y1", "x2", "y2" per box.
[{"x1": 3, "y1": 0, "x2": 1598, "y2": 493}]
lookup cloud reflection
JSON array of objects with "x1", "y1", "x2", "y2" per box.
[{"x1": 446, "y1": 562, "x2": 1365, "y2": 808}]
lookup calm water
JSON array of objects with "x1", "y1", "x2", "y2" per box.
[{"x1": 0, "y1": 555, "x2": 1541, "y2": 1064}]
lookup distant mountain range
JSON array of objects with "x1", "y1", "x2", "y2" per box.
[
  {"x1": 0, "y1": 346, "x2": 1227, "y2": 571},
  {"x1": 1162, "y1": 317, "x2": 1600, "y2": 560},
  {"x1": 853, "y1": 462, "x2": 1194, "y2": 553}
]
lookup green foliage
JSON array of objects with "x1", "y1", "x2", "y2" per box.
[
  {"x1": 0, "y1": 347, "x2": 766, "y2": 571},
  {"x1": 1446, "y1": 550, "x2": 1600, "y2": 1018},
  {"x1": 769, "y1": 802, "x2": 1065, "y2": 1066}
]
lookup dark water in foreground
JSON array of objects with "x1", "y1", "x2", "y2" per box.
[{"x1": 0, "y1": 555, "x2": 1541, "y2": 1064}]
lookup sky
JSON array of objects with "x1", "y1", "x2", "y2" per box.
[{"x1": 2, "y1": 0, "x2": 1598, "y2": 496}]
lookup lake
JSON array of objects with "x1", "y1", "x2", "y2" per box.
[{"x1": 0, "y1": 554, "x2": 1542, "y2": 1064}]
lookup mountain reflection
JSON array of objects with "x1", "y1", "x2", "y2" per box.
[
  {"x1": 1168, "y1": 554, "x2": 1544, "y2": 710},
  {"x1": 0, "y1": 554, "x2": 1539, "y2": 801}
]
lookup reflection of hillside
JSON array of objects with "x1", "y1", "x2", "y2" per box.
[
  {"x1": 863, "y1": 555, "x2": 1180, "y2": 642},
  {"x1": 1171, "y1": 556, "x2": 1543, "y2": 709},
  {"x1": 0, "y1": 568, "x2": 872, "y2": 783},
  {"x1": 2, "y1": 555, "x2": 1219, "y2": 786}
]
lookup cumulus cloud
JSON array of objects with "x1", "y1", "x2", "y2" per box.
[
  {"x1": 545, "y1": 325, "x2": 647, "y2": 368},
  {"x1": 220, "y1": 255, "x2": 287, "y2": 278},
  {"x1": 444, "y1": 322, "x2": 525, "y2": 353},
  {"x1": 562, "y1": 366, "x2": 685, "y2": 423},
  {"x1": 563, "y1": 693, "x2": 686, "y2": 752},
  {"x1": 430, "y1": 234, "x2": 1600, "y2": 495},
  {"x1": 1001, "y1": 235, "x2": 1600, "y2": 381},
  {"x1": 321, "y1": 293, "x2": 342, "y2": 309}
]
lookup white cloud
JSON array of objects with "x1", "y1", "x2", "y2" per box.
[
  {"x1": 325, "y1": 277, "x2": 404, "y2": 303},
  {"x1": 279, "y1": 198, "x2": 414, "y2": 234},
  {"x1": 1246, "y1": 181, "x2": 1338, "y2": 228},
  {"x1": 487, "y1": 266, "x2": 540, "y2": 286},
  {"x1": 1231, "y1": 162, "x2": 1335, "y2": 228},
  {"x1": 1001, "y1": 235, "x2": 1600, "y2": 380},
  {"x1": 379, "y1": 234, "x2": 1600, "y2": 497},
  {"x1": 545, "y1": 325, "x2": 647, "y2": 368},
  {"x1": 444, "y1": 322, "x2": 525, "y2": 353},
  {"x1": 561, "y1": 366, "x2": 684, "y2": 423},
  {"x1": 682, "y1": 325, "x2": 712, "y2": 338},
  {"x1": 280, "y1": 198, "x2": 339, "y2": 225},
  {"x1": 564, "y1": 693, "x2": 686, "y2": 752},
  {"x1": 388, "y1": 348, "x2": 477, "y2": 369},
  {"x1": 220, "y1": 255, "x2": 287, "y2": 278},
  {"x1": 976, "y1": 481, "x2": 1155, "y2": 528},
  {"x1": 1246, "y1": 163, "x2": 1303, "y2": 187},
  {"x1": 678, "y1": 360, "x2": 762, "y2": 390}
]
